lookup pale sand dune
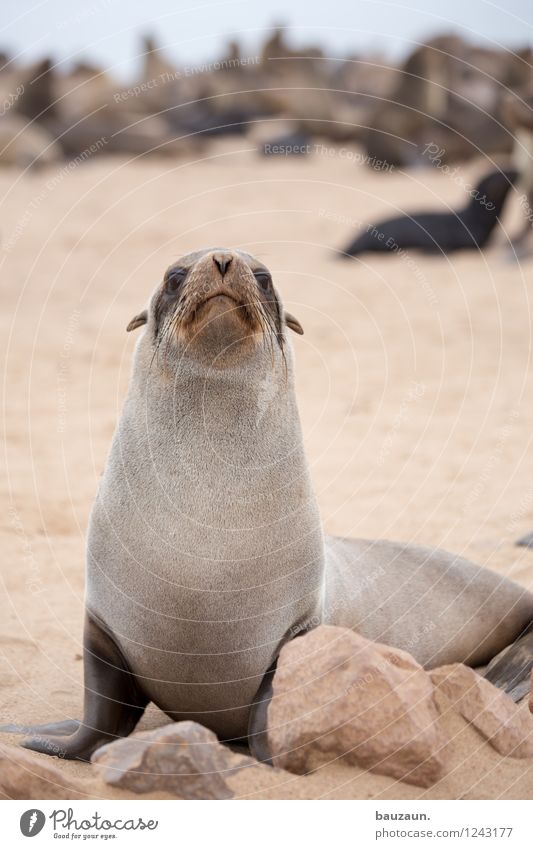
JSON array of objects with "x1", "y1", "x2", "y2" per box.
[{"x1": 1, "y1": 141, "x2": 533, "y2": 798}]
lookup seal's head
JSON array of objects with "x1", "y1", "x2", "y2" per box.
[{"x1": 127, "y1": 248, "x2": 303, "y2": 370}]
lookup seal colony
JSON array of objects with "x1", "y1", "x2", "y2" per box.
[
  {"x1": 502, "y1": 88, "x2": 533, "y2": 256},
  {"x1": 339, "y1": 169, "x2": 518, "y2": 257},
  {"x1": 7, "y1": 247, "x2": 533, "y2": 761}
]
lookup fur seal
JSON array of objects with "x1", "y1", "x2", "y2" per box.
[
  {"x1": 361, "y1": 38, "x2": 532, "y2": 167},
  {"x1": 502, "y1": 88, "x2": 533, "y2": 255},
  {"x1": 517, "y1": 531, "x2": 533, "y2": 548},
  {"x1": 7, "y1": 247, "x2": 533, "y2": 761},
  {"x1": 339, "y1": 169, "x2": 518, "y2": 257}
]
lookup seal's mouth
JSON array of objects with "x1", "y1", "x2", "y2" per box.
[
  {"x1": 149, "y1": 250, "x2": 288, "y2": 367},
  {"x1": 182, "y1": 285, "x2": 262, "y2": 335},
  {"x1": 197, "y1": 291, "x2": 241, "y2": 310}
]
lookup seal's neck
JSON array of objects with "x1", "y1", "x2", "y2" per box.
[
  {"x1": 105, "y1": 339, "x2": 324, "y2": 576},
  {"x1": 462, "y1": 174, "x2": 514, "y2": 243},
  {"x1": 128, "y1": 344, "x2": 311, "y2": 497}
]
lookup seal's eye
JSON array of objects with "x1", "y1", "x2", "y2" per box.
[
  {"x1": 166, "y1": 268, "x2": 187, "y2": 293},
  {"x1": 254, "y1": 271, "x2": 271, "y2": 291}
]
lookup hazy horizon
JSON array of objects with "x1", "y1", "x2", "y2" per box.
[{"x1": 2, "y1": 0, "x2": 532, "y2": 81}]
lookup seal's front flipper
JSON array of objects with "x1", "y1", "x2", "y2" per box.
[
  {"x1": 0, "y1": 719, "x2": 80, "y2": 736},
  {"x1": 248, "y1": 660, "x2": 277, "y2": 765},
  {"x1": 21, "y1": 613, "x2": 148, "y2": 761},
  {"x1": 516, "y1": 531, "x2": 533, "y2": 548},
  {"x1": 484, "y1": 621, "x2": 533, "y2": 702}
]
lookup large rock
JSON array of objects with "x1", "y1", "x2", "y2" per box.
[
  {"x1": 92, "y1": 721, "x2": 262, "y2": 799},
  {"x1": 431, "y1": 665, "x2": 533, "y2": 758},
  {"x1": 267, "y1": 625, "x2": 447, "y2": 787},
  {"x1": 0, "y1": 743, "x2": 84, "y2": 799}
]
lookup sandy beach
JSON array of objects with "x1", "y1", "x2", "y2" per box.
[{"x1": 2, "y1": 141, "x2": 533, "y2": 798}]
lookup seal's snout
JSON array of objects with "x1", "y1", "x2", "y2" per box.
[
  {"x1": 169, "y1": 248, "x2": 264, "y2": 358},
  {"x1": 212, "y1": 251, "x2": 233, "y2": 277},
  {"x1": 126, "y1": 248, "x2": 304, "y2": 367}
]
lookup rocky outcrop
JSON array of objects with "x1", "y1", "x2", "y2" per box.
[
  {"x1": 267, "y1": 625, "x2": 447, "y2": 787},
  {"x1": 431, "y1": 664, "x2": 533, "y2": 757}
]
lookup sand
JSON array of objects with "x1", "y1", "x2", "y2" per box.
[{"x1": 1, "y1": 140, "x2": 533, "y2": 799}]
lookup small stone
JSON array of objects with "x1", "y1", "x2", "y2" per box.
[
  {"x1": 92, "y1": 721, "x2": 260, "y2": 799},
  {"x1": 267, "y1": 625, "x2": 447, "y2": 787},
  {"x1": 0, "y1": 743, "x2": 84, "y2": 799},
  {"x1": 431, "y1": 664, "x2": 533, "y2": 757}
]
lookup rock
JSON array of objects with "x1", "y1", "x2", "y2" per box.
[
  {"x1": 267, "y1": 625, "x2": 447, "y2": 787},
  {"x1": 431, "y1": 664, "x2": 533, "y2": 758},
  {"x1": 92, "y1": 721, "x2": 261, "y2": 799},
  {"x1": 0, "y1": 115, "x2": 61, "y2": 168},
  {"x1": 0, "y1": 743, "x2": 84, "y2": 799}
]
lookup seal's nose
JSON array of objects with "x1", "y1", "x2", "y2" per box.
[{"x1": 213, "y1": 251, "x2": 233, "y2": 276}]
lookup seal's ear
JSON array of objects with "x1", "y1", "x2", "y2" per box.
[
  {"x1": 285, "y1": 312, "x2": 304, "y2": 335},
  {"x1": 126, "y1": 310, "x2": 148, "y2": 332}
]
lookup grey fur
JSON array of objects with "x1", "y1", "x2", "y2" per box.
[{"x1": 86, "y1": 248, "x2": 533, "y2": 740}]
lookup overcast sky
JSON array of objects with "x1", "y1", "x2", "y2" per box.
[{"x1": 3, "y1": 0, "x2": 533, "y2": 79}]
